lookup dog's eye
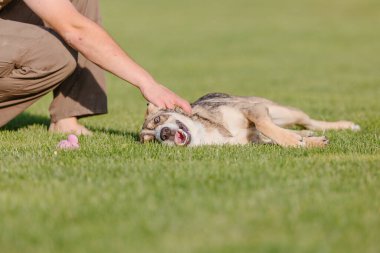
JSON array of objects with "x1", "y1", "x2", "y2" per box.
[
  {"x1": 176, "y1": 120, "x2": 184, "y2": 129},
  {"x1": 154, "y1": 116, "x2": 160, "y2": 124}
]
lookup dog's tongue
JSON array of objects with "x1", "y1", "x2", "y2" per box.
[{"x1": 174, "y1": 130, "x2": 187, "y2": 146}]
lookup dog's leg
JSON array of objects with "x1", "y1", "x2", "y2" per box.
[
  {"x1": 290, "y1": 129, "x2": 316, "y2": 137},
  {"x1": 267, "y1": 105, "x2": 360, "y2": 131},
  {"x1": 243, "y1": 104, "x2": 329, "y2": 148},
  {"x1": 289, "y1": 130, "x2": 330, "y2": 147},
  {"x1": 243, "y1": 104, "x2": 305, "y2": 147},
  {"x1": 302, "y1": 119, "x2": 360, "y2": 131}
]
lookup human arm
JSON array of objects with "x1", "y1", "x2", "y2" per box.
[{"x1": 23, "y1": 0, "x2": 192, "y2": 114}]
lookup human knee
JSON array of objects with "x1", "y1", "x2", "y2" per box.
[
  {"x1": 35, "y1": 31, "x2": 78, "y2": 79},
  {"x1": 61, "y1": 50, "x2": 77, "y2": 77}
]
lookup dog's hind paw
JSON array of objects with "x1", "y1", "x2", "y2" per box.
[
  {"x1": 337, "y1": 121, "x2": 361, "y2": 131},
  {"x1": 351, "y1": 124, "x2": 361, "y2": 131}
]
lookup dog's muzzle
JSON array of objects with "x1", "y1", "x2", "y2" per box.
[
  {"x1": 160, "y1": 126, "x2": 191, "y2": 146},
  {"x1": 160, "y1": 127, "x2": 175, "y2": 141}
]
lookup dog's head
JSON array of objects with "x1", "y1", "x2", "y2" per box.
[{"x1": 140, "y1": 103, "x2": 195, "y2": 146}]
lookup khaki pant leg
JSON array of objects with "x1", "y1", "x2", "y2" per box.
[
  {"x1": 0, "y1": 19, "x2": 77, "y2": 127},
  {"x1": 49, "y1": 0, "x2": 107, "y2": 122},
  {"x1": 1, "y1": 0, "x2": 108, "y2": 123}
]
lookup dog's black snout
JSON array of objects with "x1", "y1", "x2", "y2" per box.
[{"x1": 160, "y1": 127, "x2": 171, "y2": 140}]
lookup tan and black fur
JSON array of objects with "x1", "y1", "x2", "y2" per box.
[{"x1": 140, "y1": 93, "x2": 360, "y2": 147}]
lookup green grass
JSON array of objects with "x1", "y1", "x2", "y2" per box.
[{"x1": 1, "y1": 0, "x2": 380, "y2": 252}]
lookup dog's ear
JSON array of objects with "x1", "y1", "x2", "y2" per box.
[
  {"x1": 146, "y1": 103, "x2": 160, "y2": 116},
  {"x1": 140, "y1": 132, "x2": 155, "y2": 143}
]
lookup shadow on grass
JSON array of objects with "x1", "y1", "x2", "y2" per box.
[
  {"x1": 1, "y1": 112, "x2": 50, "y2": 131},
  {"x1": 90, "y1": 127, "x2": 140, "y2": 141},
  {"x1": 0, "y1": 112, "x2": 139, "y2": 141}
]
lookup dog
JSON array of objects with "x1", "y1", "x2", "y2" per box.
[{"x1": 140, "y1": 93, "x2": 360, "y2": 147}]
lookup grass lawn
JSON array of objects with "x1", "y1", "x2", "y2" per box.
[{"x1": 1, "y1": 0, "x2": 380, "y2": 252}]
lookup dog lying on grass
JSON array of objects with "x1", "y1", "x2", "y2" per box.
[{"x1": 140, "y1": 93, "x2": 360, "y2": 147}]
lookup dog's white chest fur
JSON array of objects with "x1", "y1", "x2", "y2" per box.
[
  {"x1": 220, "y1": 106, "x2": 251, "y2": 144},
  {"x1": 190, "y1": 106, "x2": 252, "y2": 146}
]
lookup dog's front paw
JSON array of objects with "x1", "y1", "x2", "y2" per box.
[
  {"x1": 276, "y1": 131, "x2": 305, "y2": 148},
  {"x1": 304, "y1": 136, "x2": 329, "y2": 148}
]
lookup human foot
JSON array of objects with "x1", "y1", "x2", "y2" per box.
[{"x1": 49, "y1": 117, "x2": 92, "y2": 136}]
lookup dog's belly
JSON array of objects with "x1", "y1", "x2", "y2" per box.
[{"x1": 202, "y1": 129, "x2": 234, "y2": 145}]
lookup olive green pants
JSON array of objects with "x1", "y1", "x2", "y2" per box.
[{"x1": 0, "y1": 0, "x2": 107, "y2": 127}]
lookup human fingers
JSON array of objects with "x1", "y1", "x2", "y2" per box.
[
  {"x1": 163, "y1": 91, "x2": 191, "y2": 114},
  {"x1": 175, "y1": 98, "x2": 192, "y2": 115},
  {"x1": 164, "y1": 100, "x2": 175, "y2": 110}
]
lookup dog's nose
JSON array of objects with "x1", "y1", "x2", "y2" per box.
[{"x1": 160, "y1": 127, "x2": 171, "y2": 141}]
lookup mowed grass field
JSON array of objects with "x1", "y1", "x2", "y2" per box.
[{"x1": 1, "y1": 0, "x2": 380, "y2": 252}]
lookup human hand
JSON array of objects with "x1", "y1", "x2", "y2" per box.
[{"x1": 139, "y1": 82, "x2": 192, "y2": 115}]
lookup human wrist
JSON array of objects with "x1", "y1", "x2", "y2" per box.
[{"x1": 135, "y1": 76, "x2": 159, "y2": 90}]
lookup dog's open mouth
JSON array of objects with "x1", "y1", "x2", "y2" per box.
[
  {"x1": 174, "y1": 129, "x2": 191, "y2": 146},
  {"x1": 175, "y1": 120, "x2": 191, "y2": 146}
]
